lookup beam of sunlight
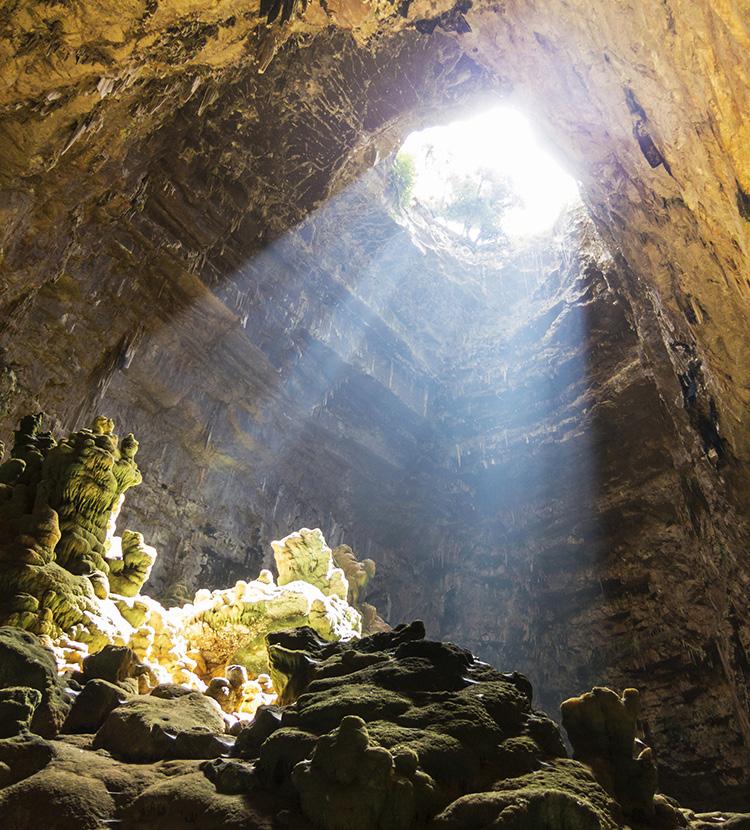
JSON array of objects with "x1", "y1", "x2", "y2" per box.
[{"x1": 400, "y1": 106, "x2": 581, "y2": 238}]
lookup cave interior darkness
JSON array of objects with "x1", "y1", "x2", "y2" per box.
[{"x1": 1, "y1": 2, "x2": 750, "y2": 822}]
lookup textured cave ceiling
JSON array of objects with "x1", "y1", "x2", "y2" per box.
[{"x1": 1, "y1": 0, "x2": 750, "y2": 809}]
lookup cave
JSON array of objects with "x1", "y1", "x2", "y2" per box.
[{"x1": 1, "y1": 1, "x2": 749, "y2": 827}]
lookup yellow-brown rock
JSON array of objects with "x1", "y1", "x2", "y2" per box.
[{"x1": 1, "y1": 0, "x2": 750, "y2": 812}]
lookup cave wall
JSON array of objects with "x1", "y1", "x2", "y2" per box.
[
  {"x1": 0, "y1": 26, "x2": 491, "y2": 598},
  {"x1": 1, "y1": 0, "x2": 749, "y2": 809},
  {"x1": 421, "y1": 213, "x2": 750, "y2": 806},
  {"x1": 3, "y1": 1, "x2": 749, "y2": 471}
]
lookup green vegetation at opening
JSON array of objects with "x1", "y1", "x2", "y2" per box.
[
  {"x1": 387, "y1": 151, "x2": 416, "y2": 210},
  {"x1": 387, "y1": 149, "x2": 518, "y2": 246}
]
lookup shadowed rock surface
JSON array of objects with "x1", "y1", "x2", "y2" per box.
[
  {"x1": 0, "y1": 623, "x2": 746, "y2": 829},
  {"x1": 1, "y1": 0, "x2": 750, "y2": 813}
]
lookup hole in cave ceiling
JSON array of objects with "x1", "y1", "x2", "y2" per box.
[{"x1": 393, "y1": 106, "x2": 582, "y2": 242}]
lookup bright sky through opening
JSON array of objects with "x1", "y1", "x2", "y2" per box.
[{"x1": 400, "y1": 107, "x2": 581, "y2": 237}]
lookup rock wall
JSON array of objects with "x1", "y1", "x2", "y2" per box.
[
  {"x1": 1, "y1": 0, "x2": 749, "y2": 809},
  {"x1": 417, "y1": 209, "x2": 750, "y2": 807}
]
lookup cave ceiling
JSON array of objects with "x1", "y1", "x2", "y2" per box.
[{"x1": 2, "y1": 0, "x2": 749, "y2": 471}]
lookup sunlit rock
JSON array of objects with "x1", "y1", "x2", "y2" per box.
[
  {"x1": 0, "y1": 414, "x2": 372, "y2": 719},
  {"x1": 177, "y1": 564, "x2": 361, "y2": 679},
  {"x1": 332, "y1": 543, "x2": 389, "y2": 634},
  {"x1": 273, "y1": 527, "x2": 350, "y2": 600},
  {"x1": 107, "y1": 531, "x2": 157, "y2": 598}
]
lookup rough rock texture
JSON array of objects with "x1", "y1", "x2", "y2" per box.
[
  {"x1": 0, "y1": 686, "x2": 42, "y2": 738},
  {"x1": 62, "y1": 678, "x2": 129, "y2": 734},
  {"x1": 0, "y1": 415, "x2": 148, "y2": 644},
  {"x1": 0, "y1": 627, "x2": 70, "y2": 737},
  {"x1": 562, "y1": 687, "x2": 658, "y2": 820},
  {"x1": 92, "y1": 691, "x2": 229, "y2": 762},
  {"x1": 0, "y1": 412, "x2": 370, "y2": 703},
  {"x1": 2, "y1": 0, "x2": 750, "y2": 810},
  {"x1": 273, "y1": 528, "x2": 349, "y2": 600},
  {"x1": 247, "y1": 622, "x2": 745, "y2": 829},
  {"x1": 0, "y1": 623, "x2": 746, "y2": 828}
]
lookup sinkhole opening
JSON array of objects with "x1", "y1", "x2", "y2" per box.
[{"x1": 391, "y1": 106, "x2": 582, "y2": 241}]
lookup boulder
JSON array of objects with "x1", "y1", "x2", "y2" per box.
[
  {"x1": 0, "y1": 687, "x2": 41, "y2": 738},
  {"x1": 231, "y1": 704, "x2": 283, "y2": 758},
  {"x1": 121, "y1": 770, "x2": 275, "y2": 830},
  {"x1": 0, "y1": 627, "x2": 70, "y2": 736},
  {"x1": 63, "y1": 678, "x2": 129, "y2": 733},
  {"x1": 0, "y1": 767, "x2": 116, "y2": 830},
  {"x1": 150, "y1": 683, "x2": 195, "y2": 700},
  {"x1": 201, "y1": 757, "x2": 257, "y2": 794},
  {"x1": 0, "y1": 733, "x2": 54, "y2": 788},
  {"x1": 429, "y1": 760, "x2": 622, "y2": 830},
  {"x1": 93, "y1": 691, "x2": 232, "y2": 762},
  {"x1": 79, "y1": 643, "x2": 144, "y2": 687}
]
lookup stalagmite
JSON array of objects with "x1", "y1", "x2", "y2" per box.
[{"x1": 0, "y1": 415, "x2": 372, "y2": 712}]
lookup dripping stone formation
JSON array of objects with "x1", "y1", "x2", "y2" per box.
[{"x1": 0, "y1": 414, "x2": 744, "y2": 827}]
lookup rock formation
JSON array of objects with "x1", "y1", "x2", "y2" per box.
[
  {"x1": 1, "y1": 616, "x2": 743, "y2": 828},
  {"x1": 0, "y1": 414, "x2": 375, "y2": 716},
  {"x1": 2, "y1": 0, "x2": 750, "y2": 811},
  {"x1": 0, "y1": 414, "x2": 746, "y2": 826},
  {"x1": 273, "y1": 528, "x2": 350, "y2": 602},
  {"x1": 562, "y1": 687, "x2": 658, "y2": 820}
]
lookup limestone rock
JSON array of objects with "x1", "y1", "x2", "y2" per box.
[
  {"x1": 231, "y1": 703, "x2": 284, "y2": 758},
  {"x1": 332, "y1": 543, "x2": 389, "y2": 634},
  {"x1": 331, "y1": 543, "x2": 376, "y2": 608},
  {"x1": 63, "y1": 678, "x2": 129, "y2": 734},
  {"x1": 292, "y1": 714, "x2": 438, "y2": 830},
  {"x1": 3, "y1": 0, "x2": 750, "y2": 804},
  {"x1": 0, "y1": 733, "x2": 54, "y2": 789},
  {"x1": 107, "y1": 530, "x2": 157, "y2": 598},
  {"x1": 0, "y1": 768, "x2": 116, "y2": 830},
  {"x1": 178, "y1": 562, "x2": 361, "y2": 678},
  {"x1": 0, "y1": 415, "x2": 146, "y2": 641},
  {"x1": 150, "y1": 683, "x2": 196, "y2": 700},
  {"x1": 0, "y1": 414, "x2": 365, "y2": 714},
  {"x1": 79, "y1": 643, "x2": 145, "y2": 688},
  {"x1": 201, "y1": 756, "x2": 257, "y2": 794},
  {"x1": 121, "y1": 770, "x2": 273, "y2": 830},
  {"x1": 0, "y1": 617, "x2": 745, "y2": 829},
  {"x1": 257, "y1": 622, "x2": 573, "y2": 824},
  {"x1": 561, "y1": 686, "x2": 658, "y2": 819},
  {"x1": 0, "y1": 687, "x2": 41, "y2": 738},
  {"x1": 93, "y1": 692, "x2": 230, "y2": 762},
  {"x1": 0, "y1": 627, "x2": 70, "y2": 737},
  {"x1": 273, "y1": 528, "x2": 349, "y2": 601},
  {"x1": 429, "y1": 760, "x2": 622, "y2": 830},
  {"x1": 35, "y1": 418, "x2": 142, "y2": 597}
]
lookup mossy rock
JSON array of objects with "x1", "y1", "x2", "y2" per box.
[
  {"x1": 0, "y1": 627, "x2": 70, "y2": 737},
  {"x1": 93, "y1": 692, "x2": 229, "y2": 762},
  {"x1": 430, "y1": 760, "x2": 623, "y2": 830},
  {"x1": 293, "y1": 683, "x2": 412, "y2": 733}
]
